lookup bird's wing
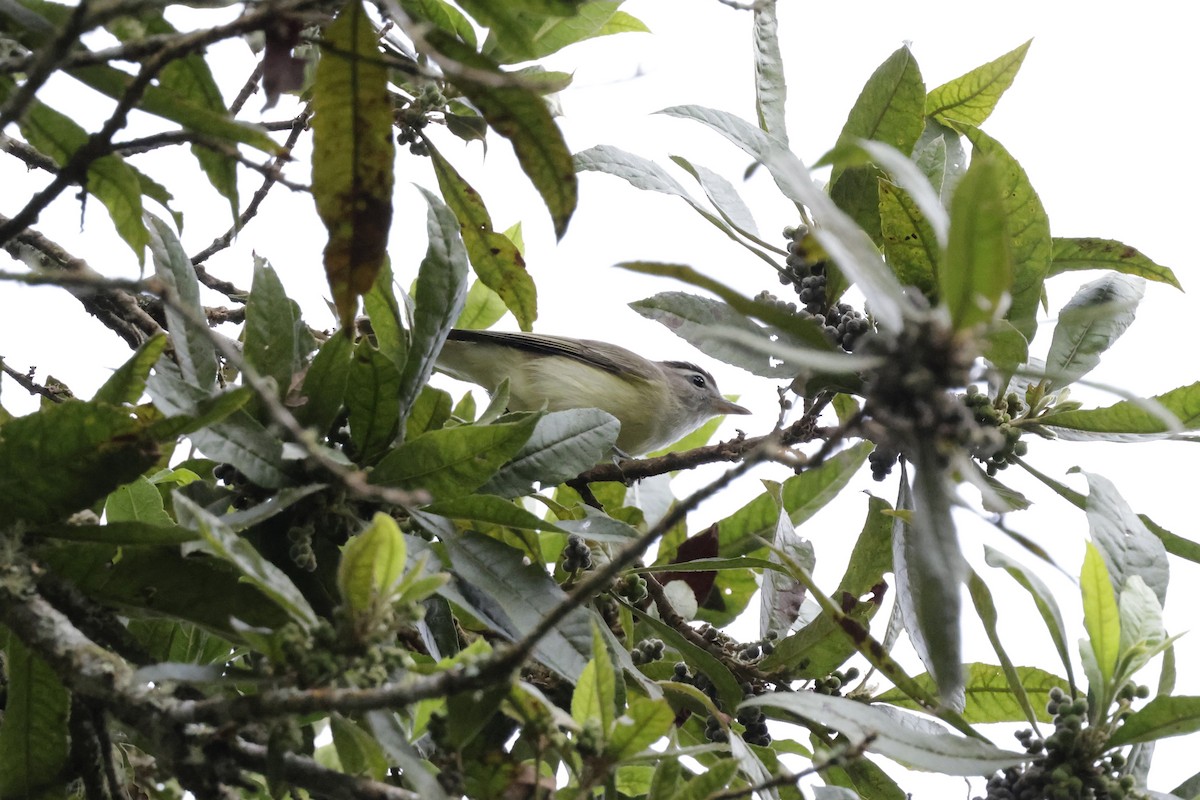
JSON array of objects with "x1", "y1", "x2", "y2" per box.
[{"x1": 445, "y1": 330, "x2": 660, "y2": 381}]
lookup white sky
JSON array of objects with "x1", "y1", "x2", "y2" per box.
[{"x1": 2, "y1": 0, "x2": 1199, "y2": 794}]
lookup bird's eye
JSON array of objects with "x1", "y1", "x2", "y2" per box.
[{"x1": 690, "y1": 374, "x2": 707, "y2": 389}]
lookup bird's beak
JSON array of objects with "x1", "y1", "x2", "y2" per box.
[{"x1": 714, "y1": 397, "x2": 752, "y2": 416}]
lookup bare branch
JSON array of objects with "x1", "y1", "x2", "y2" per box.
[
  {"x1": 569, "y1": 391, "x2": 833, "y2": 487},
  {"x1": 228, "y1": 739, "x2": 422, "y2": 800},
  {"x1": 0, "y1": 0, "x2": 90, "y2": 131},
  {"x1": 190, "y1": 108, "x2": 311, "y2": 271},
  {"x1": 0, "y1": 216, "x2": 162, "y2": 348}
]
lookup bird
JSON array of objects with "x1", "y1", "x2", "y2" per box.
[{"x1": 435, "y1": 329, "x2": 751, "y2": 456}]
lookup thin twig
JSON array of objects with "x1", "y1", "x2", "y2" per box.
[
  {"x1": 0, "y1": 359, "x2": 63, "y2": 402},
  {"x1": 190, "y1": 108, "x2": 311, "y2": 270},
  {"x1": 0, "y1": 218, "x2": 162, "y2": 348},
  {"x1": 570, "y1": 390, "x2": 833, "y2": 487},
  {"x1": 0, "y1": 0, "x2": 90, "y2": 131},
  {"x1": 0, "y1": 53, "x2": 167, "y2": 246}
]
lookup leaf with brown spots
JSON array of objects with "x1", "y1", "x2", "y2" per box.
[
  {"x1": 312, "y1": 0, "x2": 396, "y2": 331},
  {"x1": 429, "y1": 143, "x2": 537, "y2": 330},
  {"x1": 1050, "y1": 236, "x2": 1181, "y2": 290},
  {"x1": 423, "y1": 31, "x2": 576, "y2": 239}
]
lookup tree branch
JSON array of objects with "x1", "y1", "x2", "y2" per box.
[
  {"x1": 169, "y1": 447, "x2": 773, "y2": 726},
  {"x1": 0, "y1": 216, "x2": 162, "y2": 348},
  {"x1": 228, "y1": 739, "x2": 422, "y2": 800},
  {"x1": 190, "y1": 108, "x2": 311, "y2": 272},
  {"x1": 569, "y1": 391, "x2": 832, "y2": 487}
]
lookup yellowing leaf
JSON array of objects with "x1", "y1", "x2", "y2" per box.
[{"x1": 312, "y1": 0, "x2": 396, "y2": 329}]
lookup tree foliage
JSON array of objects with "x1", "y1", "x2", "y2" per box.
[{"x1": 1, "y1": 2, "x2": 1197, "y2": 799}]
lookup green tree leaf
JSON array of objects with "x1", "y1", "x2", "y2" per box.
[
  {"x1": 431, "y1": 32, "x2": 576, "y2": 238},
  {"x1": 902, "y1": 447, "x2": 967, "y2": 701},
  {"x1": 244, "y1": 256, "x2": 307, "y2": 400},
  {"x1": 674, "y1": 758, "x2": 740, "y2": 800},
  {"x1": 0, "y1": 400, "x2": 161, "y2": 527},
  {"x1": 397, "y1": 188, "x2": 471, "y2": 442},
  {"x1": 105, "y1": 475, "x2": 173, "y2": 526},
  {"x1": 406, "y1": 385, "x2": 453, "y2": 439},
  {"x1": 1041, "y1": 381, "x2": 1200, "y2": 438},
  {"x1": 363, "y1": 260, "x2": 406, "y2": 370},
  {"x1": 962, "y1": 127, "x2": 1051, "y2": 341},
  {"x1": 880, "y1": 179, "x2": 939, "y2": 298},
  {"x1": 1107, "y1": 695, "x2": 1200, "y2": 748},
  {"x1": 1044, "y1": 273, "x2": 1144, "y2": 390},
  {"x1": 607, "y1": 698, "x2": 676, "y2": 760},
  {"x1": 400, "y1": 0, "x2": 478, "y2": 46},
  {"x1": 423, "y1": 494, "x2": 566, "y2": 532},
  {"x1": 92, "y1": 334, "x2": 168, "y2": 406},
  {"x1": 371, "y1": 414, "x2": 539, "y2": 499},
  {"x1": 875, "y1": 663, "x2": 1064, "y2": 724},
  {"x1": 572, "y1": 625, "x2": 615, "y2": 734},
  {"x1": 346, "y1": 342, "x2": 402, "y2": 466},
  {"x1": 1050, "y1": 237, "x2": 1181, "y2": 289},
  {"x1": 829, "y1": 45, "x2": 926, "y2": 247},
  {"x1": 1081, "y1": 540, "x2": 1120, "y2": 686},
  {"x1": 744, "y1": 692, "x2": 1024, "y2": 774},
  {"x1": 941, "y1": 154, "x2": 1012, "y2": 330},
  {"x1": 474, "y1": 0, "x2": 642, "y2": 63},
  {"x1": 479, "y1": 409, "x2": 619, "y2": 498},
  {"x1": 833, "y1": 45, "x2": 926, "y2": 169},
  {"x1": 428, "y1": 147, "x2": 531, "y2": 331},
  {"x1": 295, "y1": 331, "x2": 354, "y2": 436},
  {"x1": 455, "y1": 280, "x2": 510, "y2": 330},
  {"x1": 926, "y1": 40, "x2": 1031, "y2": 128},
  {"x1": 148, "y1": 213, "x2": 215, "y2": 387},
  {"x1": 338, "y1": 512, "x2": 408, "y2": 615},
  {"x1": 442, "y1": 531, "x2": 592, "y2": 680},
  {"x1": 312, "y1": 0, "x2": 395, "y2": 328},
  {"x1": 0, "y1": 629, "x2": 70, "y2": 798},
  {"x1": 1079, "y1": 470, "x2": 1169, "y2": 606},
  {"x1": 752, "y1": 0, "x2": 787, "y2": 144},
  {"x1": 331, "y1": 714, "x2": 388, "y2": 780}
]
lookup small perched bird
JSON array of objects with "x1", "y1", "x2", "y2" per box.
[{"x1": 436, "y1": 329, "x2": 751, "y2": 455}]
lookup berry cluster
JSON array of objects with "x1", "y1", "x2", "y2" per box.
[
  {"x1": 212, "y1": 463, "x2": 270, "y2": 510},
  {"x1": 736, "y1": 632, "x2": 777, "y2": 663},
  {"x1": 761, "y1": 226, "x2": 875, "y2": 353},
  {"x1": 962, "y1": 386, "x2": 1030, "y2": 475},
  {"x1": 561, "y1": 534, "x2": 593, "y2": 572},
  {"x1": 287, "y1": 522, "x2": 318, "y2": 572},
  {"x1": 813, "y1": 666, "x2": 860, "y2": 696},
  {"x1": 781, "y1": 225, "x2": 831, "y2": 314},
  {"x1": 267, "y1": 618, "x2": 412, "y2": 689},
  {"x1": 867, "y1": 442, "x2": 901, "y2": 481},
  {"x1": 735, "y1": 705, "x2": 772, "y2": 747},
  {"x1": 859, "y1": 310, "x2": 994, "y2": 472},
  {"x1": 615, "y1": 573, "x2": 648, "y2": 604},
  {"x1": 673, "y1": 662, "x2": 729, "y2": 744},
  {"x1": 630, "y1": 637, "x2": 666, "y2": 665},
  {"x1": 977, "y1": 686, "x2": 1149, "y2": 800},
  {"x1": 395, "y1": 84, "x2": 446, "y2": 156}
]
